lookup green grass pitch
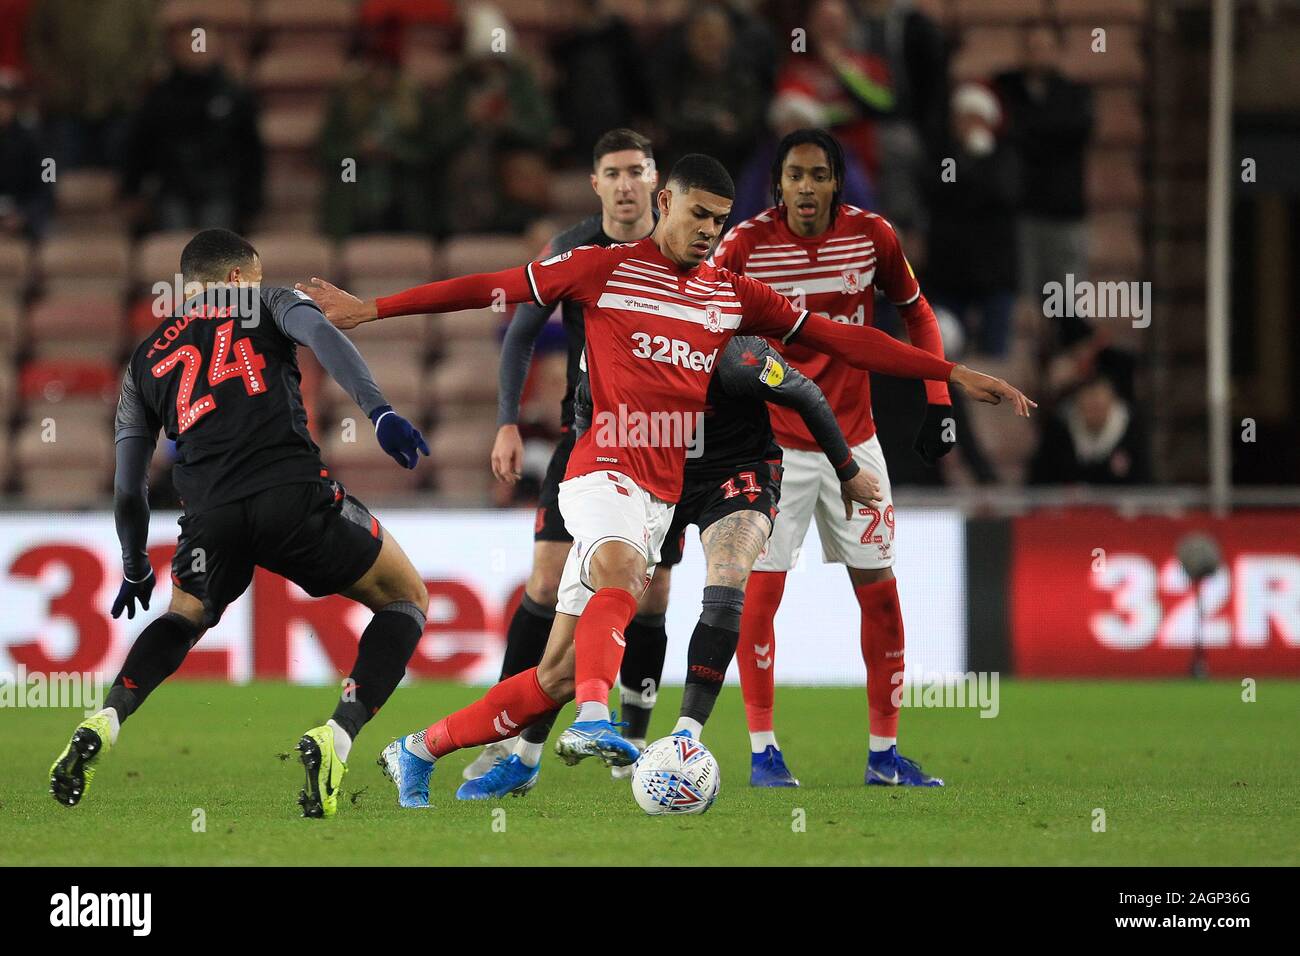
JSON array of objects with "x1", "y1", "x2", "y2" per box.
[{"x1": 1, "y1": 680, "x2": 1295, "y2": 866}]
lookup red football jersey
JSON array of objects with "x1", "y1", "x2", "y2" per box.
[
  {"x1": 712, "y1": 204, "x2": 922, "y2": 451},
  {"x1": 526, "y1": 237, "x2": 808, "y2": 502}
]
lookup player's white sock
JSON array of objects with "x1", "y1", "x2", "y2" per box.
[
  {"x1": 515, "y1": 737, "x2": 544, "y2": 768},
  {"x1": 577, "y1": 701, "x2": 611, "y2": 723},
  {"x1": 94, "y1": 707, "x2": 121, "y2": 746},
  {"x1": 404, "y1": 730, "x2": 435, "y2": 762},
  {"x1": 750, "y1": 730, "x2": 778, "y2": 753},
  {"x1": 326, "y1": 719, "x2": 352, "y2": 762},
  {"x1": 673, "y1": 717, "x2": 703, "y2": 739},
  {"x1": 869, "y1": 734, "x2": 897, "y2": 753}
]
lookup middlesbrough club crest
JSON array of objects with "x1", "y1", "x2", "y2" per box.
[
  {"x1": 842, "y1": 269, "x2": 861, "y2": 293},
  {"x1": 704, "y1": 304, "x2": 722, "y2": 332}
]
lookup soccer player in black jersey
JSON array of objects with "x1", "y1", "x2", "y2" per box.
[
  {"x1": 462, "y1": 129, "x2": 667, "y2": 783},
  {"x1": 48, "y1": 229, "x2": 431, "y2": 819},
  {"x1": 458, "y1": 334, "x2": 880, "y2": 797}
]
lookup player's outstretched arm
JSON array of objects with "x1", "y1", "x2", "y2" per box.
[
  {"x1": 278, "y1": 300, "x2": 429, "y2": 469},
  {"x1": 297, "y1": 266, "x2": 537, "y2": 330},
  {"x1": 790, "y1": 312, "x2": 1037, "y2": 417}
]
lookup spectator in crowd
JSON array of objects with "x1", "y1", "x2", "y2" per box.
[
  {"x1": 652, "y1": 1, "x2": 765, "y2": 176},
  {"x1": 319, "y1": 35, "x2": 436, "y2": 239},
  {"x1": 851, "y1": 0, "x2": 949, "y2": 235},
  {"x1": 732, "y1": 91, "x2": 877, "y2": 224},
  {"x1": 923, "y1": 82, "x2": 1019, "y2": 358},
  {"x1": 431, "y1": 2, "x2": 552, "y2": 235},
  {"x1": 550, "y1": 0, "x2": 652, "y2": 164},
  {"x1": 0, "y1": 0, "x2": 33, "y2": 79},
  {"x1": 773, "y1": 0, "x2": 895, "y2": 183},
  {"x1": 120, "y1": 25, "x2": 263, "y2": 235},
  {"x1": 1029, "y1": 365, "x2": 1150, "y2": 485},
  {"x1": 24, "y1": 0, "x2": 158, "y2": 168},
  {"x1": 0, "y1": 71, "x2": 52, "y2": 239},
  {"x1": 994, "y1": 18, "x2": 1094, "y2": 325}
]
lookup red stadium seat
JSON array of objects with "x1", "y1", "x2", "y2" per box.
[{"x1": 20, "y1": 358, "x2": 119, "y2": 404}]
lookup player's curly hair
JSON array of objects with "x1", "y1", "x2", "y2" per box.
[{"x1": 771, "y1": 128, "x2": 846, "y2": 225}]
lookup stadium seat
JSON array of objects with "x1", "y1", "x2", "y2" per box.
[
  {"x1": 346, "y1": 312, "x2": 433, "y2": 347},
  {"x1": 1088, "y1": 211, "x2": 1143, "y2": 276},
  {"x1": 1057, "y1": 0, "x2": 1146, "y2": 24},
  {"x1": 427, "y1": 350, "x2": 500, "y2": 406},
  {"x1": 0, "y1": 292, "x2": 21, "y2": 351},
  {"x1": 404, "y1": 47, "x2": 456, "y2": 90},
  {"x1": 315, "y1": 342, "x2": 425, "y2": 415},
  {"x1": 440, "y1": 235, "x2": 534, "y2": 278},
  {"x1": 950, "y1": 27, "x2": 1021, "y2": 81},
  {"x1": 1087, "y1": 148, "x2": 1143, "y2": 210},
  {"x1": 948, "y1": 0, "x2": 1044, "y2": 26},
  {"x1": 340, "y1": 235, "x2": 439, "y2": 283},
  {"x1": 258, "y1": 105, "x2": 325, "y2": 155},
  {"x1": 429, "y1": 419, "x2": 496, "y2": 470},
  {"x1": 433, "y1": 465, "x2": 492, "y2": 505},
  {"x1": 15, "y1": 415, "x2": 114, "y2": 469},
  {"x1": 247, "y1": 232, "x2": 336, "y2": 288},
  {"x1": 257, "y1": 0, "x2": 356, "y2": 35},
  {"x1": 0, "y1": 360, "x2": 16, "y2": 420},
  {"x1": 36, "y1": 235, "x2": 132, "y2": 298},
  {"x1": 431, "y1": 309, "x2": 504, "y2": 351},
  {"x1": 1095, "y1": 88, "x2": 1143, "y2": 146},
  {"x1": 318, "y1": 432, "x2": 428, "y2": 497},
  {"x1": 25, "y1": 297, "x2": 126, "y2": 358},
  {"x1": 17, "y1": 466, "x2": 111, "y2": 508},
  {"x1": 160, "y1": 0, "x2": 254, "y2": 36},
  {"x1": 0, "y1": 236, "x2": 31, "y2": 295},
  {"x1": 134, "y1": 231, "x2": 194, "y2": 290},
  {"x1": 252, "y1": 47, "x2": 347, "y2": 113},
  {"x1": 1061, "y1": 26, "x2": 1143, "y2": 83},
  {"x1": 51, "y1": 169, "x2": 124, "y2": 236},
  {"x1": 549, "y1": 169, "x2": 599, "y2": 218}
]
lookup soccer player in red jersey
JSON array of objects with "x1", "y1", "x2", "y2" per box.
[
  {"x1": 710, "y1": 128, "x2": 956, "y2": 786},
  {"x1": 301, "y1": 153, "x2": 1032, "y2": 806}
]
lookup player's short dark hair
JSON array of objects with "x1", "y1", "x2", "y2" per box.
[
  {"x1": 592, "y1": 128, "x2": 653, "y2": 168},
  {"x1": 666, "y1": 153, "x2": 735, "y2": 200},
  {"x1": 771, "y1": 128, "x2": 846, "y2": 224},
  {"x1": 180, "y1": 228, "x2": 259, "y2": 283}
]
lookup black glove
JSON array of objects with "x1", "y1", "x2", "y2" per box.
[
  {"x1": 111, "y1": 569, "x2": 156, "y2": 620},
  {"x1": 913, "y1": 403, "x2": 956, "y2": 466}
]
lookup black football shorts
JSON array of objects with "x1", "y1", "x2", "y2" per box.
[
  {"x1": 657, "y1": 457, "x2": 783, "y2": 569},
  {"x1": 171, "y1": 478, "x2": 383, "y2": 628}
]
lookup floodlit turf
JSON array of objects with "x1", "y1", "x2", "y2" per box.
[{"x1": 1, "y1": 680, "x2": 1295, "y2": 866}]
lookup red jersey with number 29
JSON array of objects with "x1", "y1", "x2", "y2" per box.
[
  {"x1": 712, "y1": 204, "x2": 925, "y2": 451},
  {"x1": 525, "y1": 236, "x2": 809, "y2": 503}
]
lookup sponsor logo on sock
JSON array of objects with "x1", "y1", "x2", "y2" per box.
[
  {"x1": 753, "y1": 643, "x2": 772, "y2": 670},
  {"x1": 492, "y1": 710, "x2": 519, "y2": 736}
]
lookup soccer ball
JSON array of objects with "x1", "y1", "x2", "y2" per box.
[{"x1": 630, "y1": 734, "x2": 721, "y2": 815}]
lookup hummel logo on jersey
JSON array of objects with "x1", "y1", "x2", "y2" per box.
[
  {"x1": 611, "y1": 628, "x2": 627, "y2": 647},
  {"x1": 630, "y1": 332, "x2": 718, "y2": 372}
]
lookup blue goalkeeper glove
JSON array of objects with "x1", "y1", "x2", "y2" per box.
[
  {"x1": 370, "y1": 405, "x2": 430, "y2": 470},
  {"x1": 111, "y1": 568, "x2": 155, "y2": 620}
]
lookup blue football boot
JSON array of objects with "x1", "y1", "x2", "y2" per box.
[
  {"x1": 456, "y1": 754, "x2": 540, "y2": 800},
  {"x1": 555, "y1": 719, "x2": 641, "y2": 767},
  {"x1": 378, "y1": 736, "x2": 435, "y2": 808},
  {"x1": 749, "y1": 745, "x2": 800, "y2": 787},
  {"x1": 866, "y1": 745, "x2": 944, "y2": 787}
]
